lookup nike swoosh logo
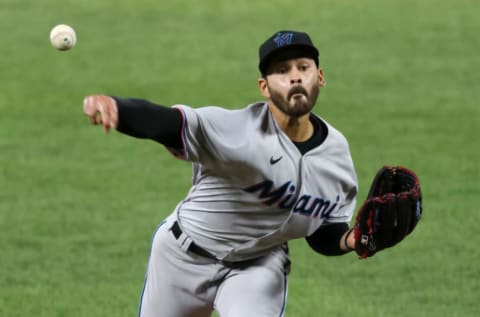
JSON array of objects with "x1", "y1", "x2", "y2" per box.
[{"x1": 270, "y1": 156, "x2": 283, "y2": 165}]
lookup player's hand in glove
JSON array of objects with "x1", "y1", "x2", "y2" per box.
[{"x1": 353, "y1": 165, "x2": 422, "y2": 259}]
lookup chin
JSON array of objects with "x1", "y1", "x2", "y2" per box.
[{"x1": 288, "y1": 102, "x2": 313, "y2": 117}]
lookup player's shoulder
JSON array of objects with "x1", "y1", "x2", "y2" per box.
[
  {"x1": 176, "y1": 102, "x2": 268, "y2": 119},
  {"x1": 173, "y1": 102, "x2": 269, "y2": 133},
  {"x1": 196, "y1": 102, "x2": 266, "y2": 114},
  {"x1": 312, "y1": 113, "x2": 350, "y2": 146}
]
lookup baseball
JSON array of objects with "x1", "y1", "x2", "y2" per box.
[{"x1": 49, "y1": 24, "x2": 76, "y2": 51}]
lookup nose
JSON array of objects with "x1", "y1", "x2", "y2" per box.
[
  {"x1": 289, "y1": 68, "x2": 302, "y2": 84},
  {"x1": 290, "y1": 77, "x2": 302, "y2": 84}
]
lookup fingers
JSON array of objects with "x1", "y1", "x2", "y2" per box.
[
  {"x1": 100, "y1": 101, "x2": 110, "y2": 132},
  {"x1": 83, "y1": 96, "x2": 98, "y2": 124},
  {"x1": 83, "y1": 95, "x2": 119, "y2": 132},
  {"x1": 101, "y1": 98, "x2": 119, "y2": 132}
]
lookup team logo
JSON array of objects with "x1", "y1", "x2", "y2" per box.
[
  {"x1": 273, "y1": 32, "x2": 294, "y2": 47},
  {"x1": 243, "y1": 179, "x2": 340, "y2": 219}
]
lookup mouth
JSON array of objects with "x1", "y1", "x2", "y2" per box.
[
  {"x1": 288, "y1": 86, "x2": 308, "y2": 100},
  {"x1": 290, "y1": 93, "x2": 305, "y2": 99}
]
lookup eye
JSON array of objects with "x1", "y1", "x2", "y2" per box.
[
  {"x1": 299, "y1": 64, "x2": 309, "y2": 71},
  {"x1": 270, "y1": 66, "x2": 288, "y2": 75}
]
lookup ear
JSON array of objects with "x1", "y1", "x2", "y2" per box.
[
  {"x1": 318, "y1": 68, "x2": 326, "y2": 87},
  {"x1": 258, "y1": 77, "x2": 270, "y2": 99}
]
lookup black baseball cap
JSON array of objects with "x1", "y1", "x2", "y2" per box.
[{"x1": 258, "y1": 30, "x2": 319, "y2": 75}]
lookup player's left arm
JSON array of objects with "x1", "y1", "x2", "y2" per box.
[
  {"x1": 306, "y1": 223, "x2": 355, "y2": 256},
  {"x1": 306, "y1": 181, "x2": 358, "y2": 256}
]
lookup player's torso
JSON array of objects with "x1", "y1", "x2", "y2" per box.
[{"x1": 175, "y1": 102, "x2": 357, "y2": 261}]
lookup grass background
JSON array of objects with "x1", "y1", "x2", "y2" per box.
[{"x1": 1, "y1": 0, "x2": 479, "y2": 316}]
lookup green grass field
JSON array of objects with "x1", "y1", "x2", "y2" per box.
[{"x1": 1, "y1": 0, "x2": 479, "y2": 316}]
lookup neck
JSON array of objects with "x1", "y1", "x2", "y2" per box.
[{"x1": 268, "y1": 103, "x2": 313, "y2": 142}]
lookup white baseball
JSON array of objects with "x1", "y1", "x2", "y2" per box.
[{"x1": 50, "y1": 24, "x2": 77, "y2": 51}]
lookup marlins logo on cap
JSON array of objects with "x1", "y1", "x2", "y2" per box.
[
  {"x1": 258, "y1": 30, "x2": 319, "y2": 75},
  {"x1": 273, "y1": 32, "x2": 294, "y2": 47}
]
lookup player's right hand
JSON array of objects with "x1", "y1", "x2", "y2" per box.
[{"x1": 83, "y1": 95, "x2": 118, "y2": 133}]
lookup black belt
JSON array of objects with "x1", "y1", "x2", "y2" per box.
[{"x1": 171, "y1": 221, "x2": 217, "y2": 260}]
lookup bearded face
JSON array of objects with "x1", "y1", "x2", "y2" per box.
[
  {"x1": 260, "y1": 57, "x2": 324, "y2": 118},
  {"x1": 267, "y1": 81, "x2": 320, "y2": 118}
]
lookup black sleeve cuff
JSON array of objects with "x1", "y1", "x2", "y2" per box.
[
  {"x1": 113, "y1": 97, "x2": 183, "y2": 149},
  {"x1": 306, "y1": 222, "x2": 350, "y2": 256}
]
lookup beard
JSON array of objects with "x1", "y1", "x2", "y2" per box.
[{"x1": 268, "y1": 82, "x2": 320, "y2": 118}]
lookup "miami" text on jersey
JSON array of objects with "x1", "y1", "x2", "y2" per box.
[{"x1": 243, "y1": 180, "x2": 340, "y2": 219}]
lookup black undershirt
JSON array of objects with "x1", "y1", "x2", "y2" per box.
[
  {"x1": 292, "y1": 114, "x2": 327, "y2": 155},
  {"x1": 113, "y1": 97, "x2": 350, "y2": 255}
]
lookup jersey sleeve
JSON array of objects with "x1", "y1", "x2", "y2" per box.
[
  {"x1": 321, "y1": 126, "x2": 358, "y2": 225},
  {"x1": 171, "y1": 105, "x2": 251, "y2": 164},
  {"x1": 326, "y1": 186, "x2": 357, "y2": 224}
]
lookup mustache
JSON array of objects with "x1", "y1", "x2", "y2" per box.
[{"x1": 287, "y1": 85, "x2": 308, "y2": 99}]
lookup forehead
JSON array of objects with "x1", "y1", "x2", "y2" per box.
[
  {"x1": 265, "y1": 47, "x2": 317, "y2": 73},
  {"x1": 270, "y1": 57, "x2": 315, "y2": 67}
]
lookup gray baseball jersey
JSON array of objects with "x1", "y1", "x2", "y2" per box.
[{"x1": 168, "y1": 101, "x2": 358, "y2": 262}]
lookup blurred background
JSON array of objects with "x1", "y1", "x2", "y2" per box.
[{"x1": 1, "y1": 0, "x2": 478, "y2": 316}]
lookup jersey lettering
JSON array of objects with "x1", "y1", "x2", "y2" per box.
[
  {"x1": 243, "y1": 180, "x2": 340, "y2": 219},
  {"x1": 243, "y1": 180, "x2": 296, "y2": 205}
]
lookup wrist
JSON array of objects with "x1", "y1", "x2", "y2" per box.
[{"x1": 341, "y1": 229, "x2": 355, "y2": 252}]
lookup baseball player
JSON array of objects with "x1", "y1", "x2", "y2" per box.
[{"x1": 83, "y1": 30, "x2": 359, "y2": 317}]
